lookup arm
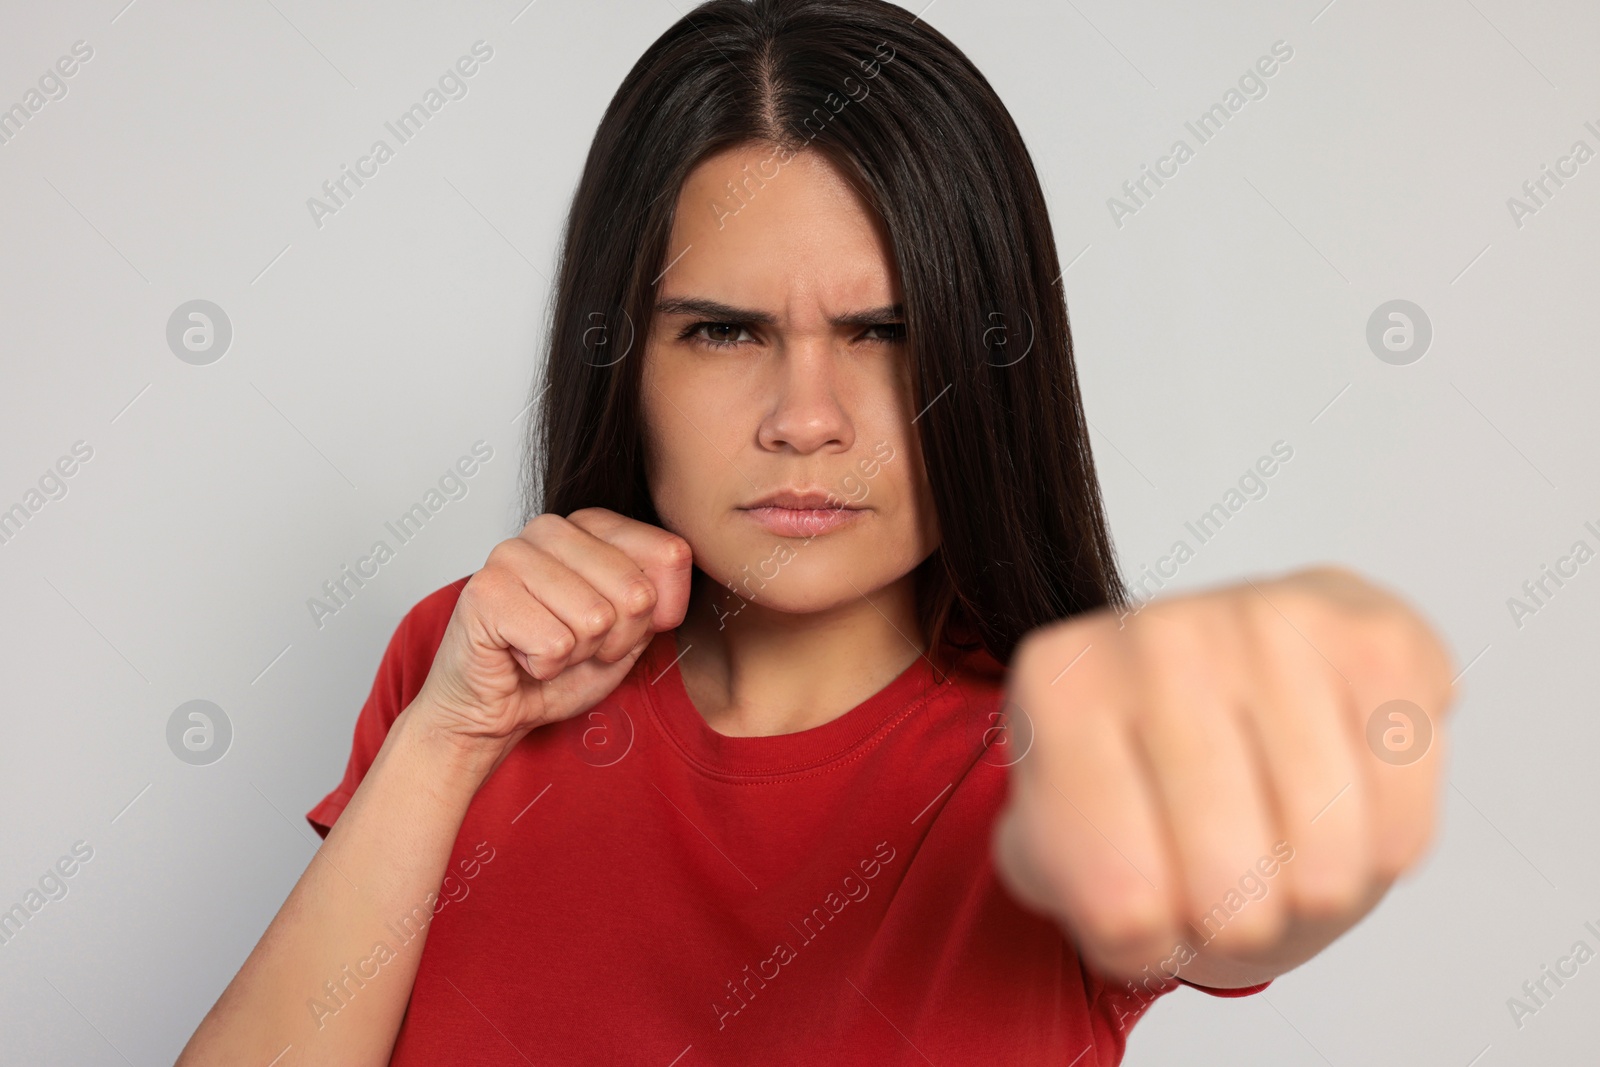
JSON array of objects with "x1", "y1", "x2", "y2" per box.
[
  {"x1": 177, "y1": 508, "x2": 692, "y2": 1065},
  {"x1": 175, "y1": 703, "x2": 498, "y2": 1065}
]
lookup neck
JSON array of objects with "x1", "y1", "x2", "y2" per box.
[{"x1": 672, "y1": 568, "x2": 928, "y2": 738}]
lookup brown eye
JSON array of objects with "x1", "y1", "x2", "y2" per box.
[{"x1": 682, "y1": 321, "x2": 754, "y2": 348}]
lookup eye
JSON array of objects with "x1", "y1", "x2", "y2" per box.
[
  {"x1": 863, "y1": 322, "x2": 906, "y2": 344},
  {"x1": 681, "y1": 321, "x2": 756, "y2": 349},
  {"x1": 676, "y1": 320, "x2": 906, "y2": 349}
]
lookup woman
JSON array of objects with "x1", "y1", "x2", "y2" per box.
[{"x1": 178, "y1": 1, "x2": 1454, "y2": 1063}]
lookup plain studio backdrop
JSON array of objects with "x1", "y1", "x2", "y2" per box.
[{"x1": 1, "y1": 0, "x2": 1596, "y2": 1063}]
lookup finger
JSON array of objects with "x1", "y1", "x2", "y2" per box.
[
  {"x1": 1272, "y1": 571, "x2": 1453, "y2": 884},
  {"x1": 464, "y1": 565, "x2": 577, "y2": 682},
  {"x1": 1341, "y1": 613, "x2": 1452, "y2": 882},
  {"x1": 1243, "y1": 596, "x2": 1372, "y2": 922},
  {"x1": 520, "y1": 514, "x2": 660, "y2": 663},
  {"x1": 490, "y1": 534, "x2": 616, "y2": 666},
  {"x1": 538, "y1": 635, "x2": 658, "y2": 724},
  {"x1": 998, "y1": 629, "x2": 1178, "y2": 979},
  {"x1": 1129, "y1": 610, "x2": 1284, "y2": 959},
  {"x1": 565, "y1": 508, "x2": 694, "y2": 632}
]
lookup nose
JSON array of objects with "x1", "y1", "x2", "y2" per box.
[{"x1": 756, "y1": 340, "x2": 855, "y2": 455}]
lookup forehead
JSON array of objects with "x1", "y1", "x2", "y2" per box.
[{"x1": 661, "y1": 144, "x2": 900, "y2": 310}]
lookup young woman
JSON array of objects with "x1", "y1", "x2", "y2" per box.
[{"x1": 178, "y1": 1, "x2": 1454, "y2": 1063}]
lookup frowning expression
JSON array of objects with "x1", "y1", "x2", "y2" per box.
[{"x1": 640, "y1": 142, "x2": 940, "y2": 616}]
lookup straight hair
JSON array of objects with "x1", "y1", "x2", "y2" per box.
[{"x1": 522, "y1": 0, "x2": 1128, "y2": 669}]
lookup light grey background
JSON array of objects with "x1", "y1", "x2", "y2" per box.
[{"x1": 0, "y1": 0, "x2": 1594, "y2": 1063}]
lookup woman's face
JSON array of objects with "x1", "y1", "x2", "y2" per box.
[{"x1": 640, "y1": 143, "x2": 940, "y2": 618}]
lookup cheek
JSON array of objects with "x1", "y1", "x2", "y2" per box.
[
  {"x1": 641, "y1": 406, "x2": 696, "y2": 529},
  {"x1": 640, "y1": 358, "x2": 740, "y2": 535},
  {"x1": 874, "y1": 443, "x2": 940, "y2": 555}
]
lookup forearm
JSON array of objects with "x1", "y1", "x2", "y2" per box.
[{"x1": 176, "y1": 701, "x2": 499, "y2": 1066}]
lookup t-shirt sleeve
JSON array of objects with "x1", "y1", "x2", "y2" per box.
[
  {"x1": 1084, "y1": 953, "x2": 1272, "y2": 1056},
  {"x1": 1177, "y1": 976, "x2": 1272, "y2": 997},
  {"x1": 305, "y1": 576, "x2": 471, "y2": 838}
]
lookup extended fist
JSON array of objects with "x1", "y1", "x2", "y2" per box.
[{"x1": 992, "y1": 565, "x2": 1456, "y2": 987}]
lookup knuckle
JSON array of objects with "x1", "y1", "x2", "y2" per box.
[
  {"x1": 1382, "y1": 604, "x2": 1426, "y2": 645},
  {"x1": 1305, "y1": 562, "x2": 1362, "y2": 587},
  {"x1": 1010, "y1": 629, "x2": 1050, "y2": 678},
  {"x1": 541, "y1": 629, "x2": 575, "y2": 660},
  {"x1": 1085, "y1": 895, "x2": 1172, "y2": 957},
  {"x1": 1140, "y1": 608, "x2": 1217, "y2": 673},
  {"x1": 1240, "y1": 586, "x2": 1287, "y2": 638},
  {"x1": 1356, "y1": 613, "x2": 1423, "y2": 681},
  {"x1": 456, "y1": 579, "x2": 489, "y2": 619},
  {"x1": 1222, "y1": 586, "x2": 1260, "y2": 638},
  {"x1": 1291, "y1": 867, "x2": 1369, "y2": 921},
  {"x1": 659, "y1": 532, "x2": 693, "y2": 567},
  {"x1": 1017, "y1": 617, "x2": 1088, "y2": 668},
  {"x1": 622, "y1": 576, "x2": 657, "y2": 616},
  {"x1": 1290, "y1": 571, "x2": 1355, "y2": 617},
  {"x1": 1284, "y1": 837, "x2": 1373, "y2": 919},
  {"x1": 524, "y1": 512, "x2": 568, "y2": 542},
  {"x1": 1203, "y1": 909, "x2": 1285, "y2": 956},
  {"x1": 580, "y1": 600, "x2": 617, "y2": 636},
  {"x1": 1010, "y1": 629, "x2": 1072, "y2": 696},
  {"x1": 484, "y1": 538, "x2": 524, "y2": 572},
  {"x1": 464, "y1": 565, "x2": 513, "y2": 607}
]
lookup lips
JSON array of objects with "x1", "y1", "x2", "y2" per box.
[
  {"x1": 738, "y1": 488, "x2": 866, "y2": 538},
  {"x1": 742, "y1": 488, "x2": 861, "y2": 511}
]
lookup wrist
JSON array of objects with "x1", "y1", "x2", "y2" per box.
[{"x1": 391, "y1": 699, "x2": 507, "y2": 801}]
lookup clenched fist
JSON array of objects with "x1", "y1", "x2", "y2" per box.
[
  {"x1": 413, "y1": 508, "x2": 693, "y2": 770},
  {"x1": 992, "y1": 565, "x2": 1456, "y2": 988}
]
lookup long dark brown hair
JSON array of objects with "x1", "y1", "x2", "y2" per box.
[{"x1": 520, "y1": 0, "x2": 1127, "y2": 668}]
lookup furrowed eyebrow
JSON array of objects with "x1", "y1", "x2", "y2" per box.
[
  {"x1": 831, "y1": 303, "x2": 904, "y2": 328},
  {"x1": 653, "y1": 297, "x2": 903, "y2": 328}
]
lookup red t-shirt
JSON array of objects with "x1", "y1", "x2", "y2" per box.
[{"x1": 308, "y1": 578, "x2": 1267, "y2": 1065}]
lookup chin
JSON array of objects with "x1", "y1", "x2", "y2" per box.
[{"x1": 696, "y1": 534, "x2": 908, "y2": 616}]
